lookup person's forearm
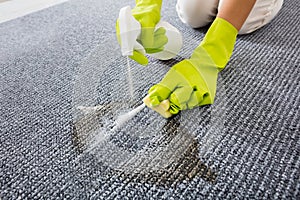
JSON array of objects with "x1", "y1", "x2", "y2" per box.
[{"x1": 217, "y1": 0, "x2": 256, "y2": 31}]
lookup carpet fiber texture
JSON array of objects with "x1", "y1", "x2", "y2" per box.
[{"x1": 0, "y1": 0, "x2": 299, "y2": 199}]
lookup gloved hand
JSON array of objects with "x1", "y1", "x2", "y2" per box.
[
  {"x1": 144, "y1": 17, "x2": 238, "y2": 117},
  {"x1": 116, "y1": 0, "x2": 167, "y2": 65}
]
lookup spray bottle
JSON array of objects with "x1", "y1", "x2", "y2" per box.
[{"x1": 118, "y1": 5, "x2": 183, "y2": 60}]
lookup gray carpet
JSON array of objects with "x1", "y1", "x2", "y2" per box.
[{"x1": 1, "y1": 0, "x2": 299, "y2": 199}]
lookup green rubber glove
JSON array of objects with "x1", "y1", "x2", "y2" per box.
[
  {"x1": 116, "y1": 0, "x2": 167, "y2": 65},
  {"x1": 146, "y1": 17, "x2": 238, "y2": 117}
]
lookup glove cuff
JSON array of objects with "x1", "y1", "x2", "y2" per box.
[
  {"x1": 194, "y1": 17, "x2": 238, "y2": 69},
  {"x1": 135, "y1": 0, "x2": 163, "y2": 8},
  {"x1": 133, "y1": 0, "x2": 163, "y2": 26}
]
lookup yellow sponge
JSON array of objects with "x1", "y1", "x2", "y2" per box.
[{"x1": 143, "y1": 95, "x2": 173, "y2": 118}]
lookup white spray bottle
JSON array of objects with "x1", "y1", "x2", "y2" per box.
[{"x1": 118, "y1": 5, "x2": 183, "y2": 59}]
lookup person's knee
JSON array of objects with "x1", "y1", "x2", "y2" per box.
[
  {"x1": 237, "y1": 0, "x2": 284, "y2": 35},
  {"x1": 176, "y1": 0, "x2": 219, "y2": 28}
]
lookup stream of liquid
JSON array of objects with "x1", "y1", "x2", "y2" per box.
[
  {"x1": 126, "y1": 56, "x2": 134, "y2": 99},
  {"x1": 112, "y1": 103, "x2": 145, "y2": 131},
  {"x1": 108, "y1": 56, "x2": 145, "y2": 132}
]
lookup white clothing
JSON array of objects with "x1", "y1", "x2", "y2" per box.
[{"x1": 176, "y1": 0, "x2": 284, "y2": 34}]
